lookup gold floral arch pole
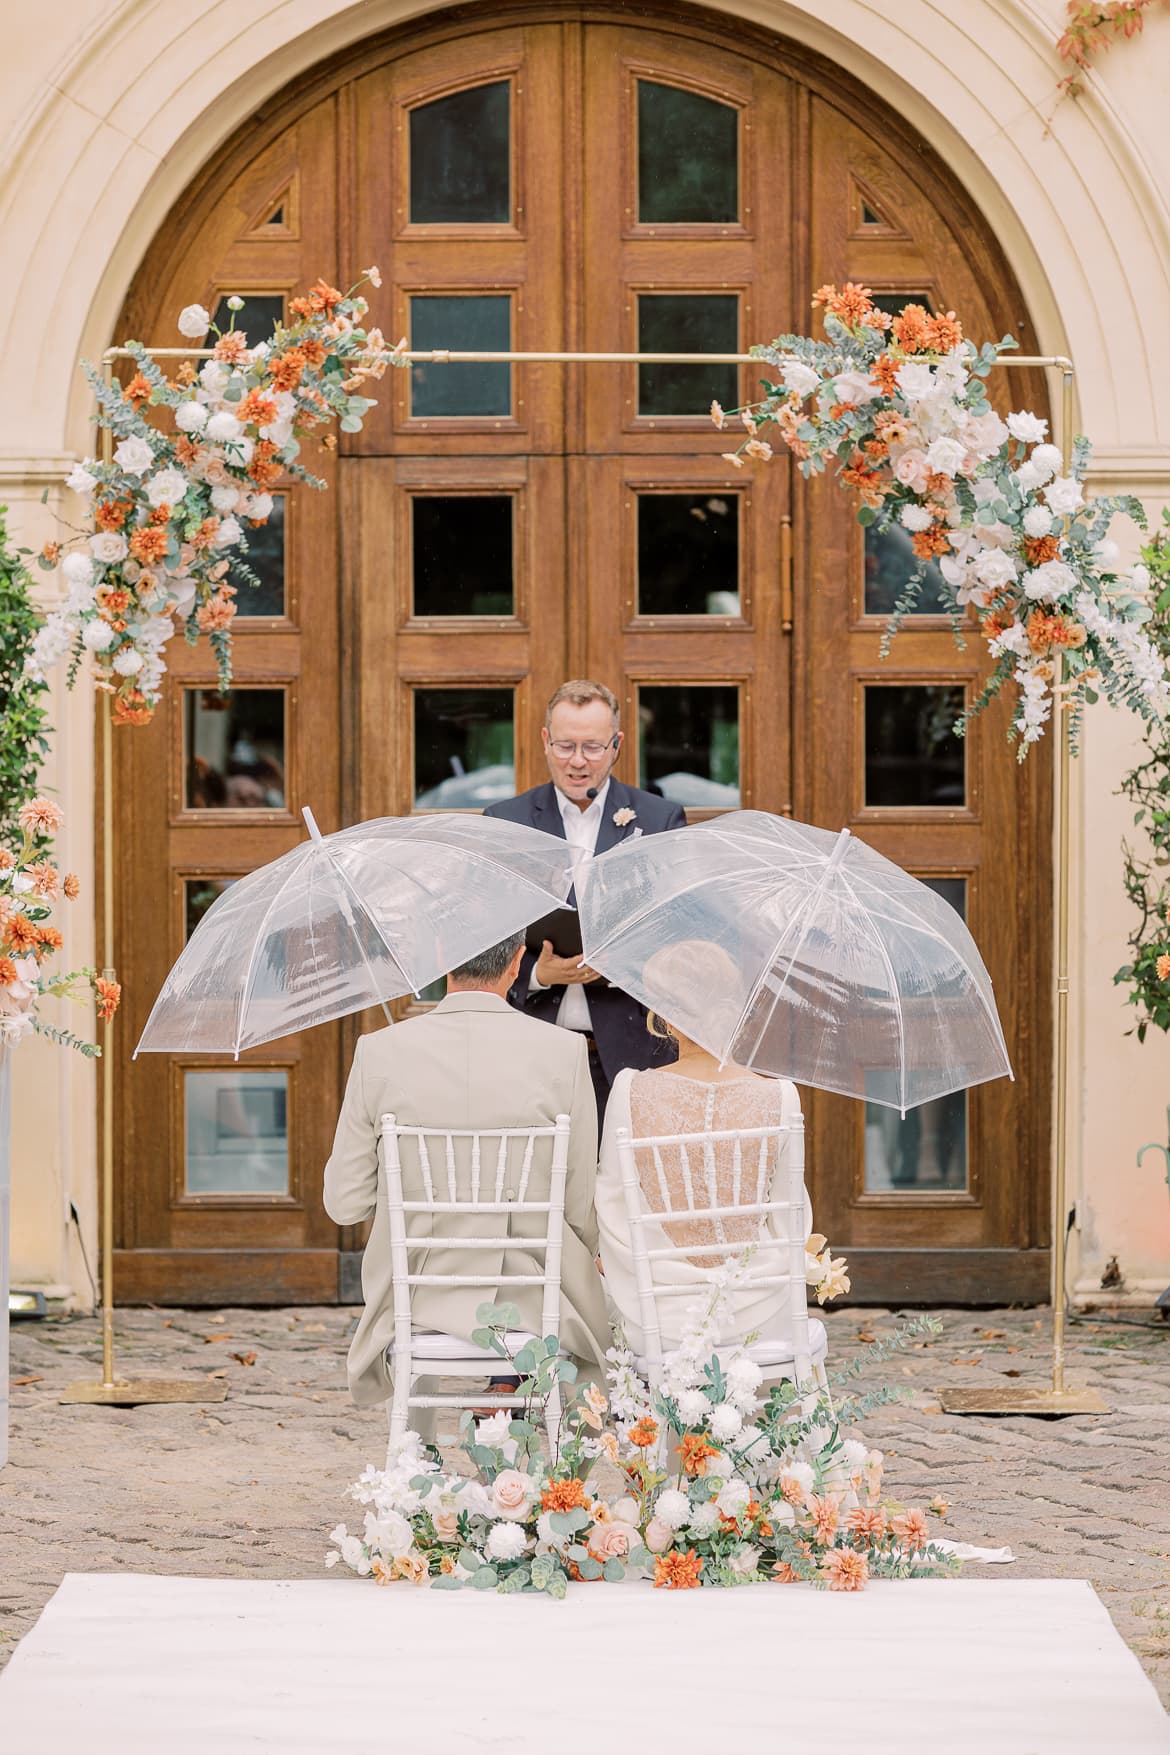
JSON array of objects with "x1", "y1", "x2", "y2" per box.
[{"x1": 31, "y1": 277, "x2": 1165, "y2": 1413}]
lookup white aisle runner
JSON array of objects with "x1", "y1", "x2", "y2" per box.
[{"x1": 1, "y1": 1573, "x2": 1167, "y2": 1754}]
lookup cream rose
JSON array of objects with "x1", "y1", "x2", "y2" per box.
[
  {"x1": 644, "y1": 1517, "x2": 675, "y2": 1554},
  {"x1": 430, "y1": 1506, "x2": 461, "y2": 1544},
  {"x1": 489, "y1": 1468, "x2": 533, "y2": 1521},
  {"x1": 586, "y1": 1521, "x2": 637, "y2": 1563}
]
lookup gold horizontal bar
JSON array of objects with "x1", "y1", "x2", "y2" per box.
[{"x1": 103, "y1": 345, "x2": 1075, "y2": 369}]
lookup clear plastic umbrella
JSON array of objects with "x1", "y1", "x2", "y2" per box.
[
  {"x1": 135, "y1": 811, "x2": 574, "y2": 1058},
  {"x1": 577, "y1": 811, "x2": 1011, "y2": 1112}
]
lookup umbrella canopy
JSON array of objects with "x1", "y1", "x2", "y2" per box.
[
  {"x1": 136, "y1": 811, "x2": 574, "y2": 1057},
  {"x1": 577, "y1": 811, "x2": 1011, "y2": 1112}
]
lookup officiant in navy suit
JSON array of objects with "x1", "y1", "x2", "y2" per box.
[{"x1": 484, "y1": 679, "x2": 685, "y2": 1121}]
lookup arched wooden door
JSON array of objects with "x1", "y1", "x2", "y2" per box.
[{"x1": 114, "y1": 3, "x2": 1049, "y2": 1306}]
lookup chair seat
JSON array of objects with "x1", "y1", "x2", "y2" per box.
[
  {"x1": 634, "y1": 1318, "x2": 827, "y2": 1377},
  {"x1": 406, "y1": 1329, "x2": 546, "y2": 1364}
]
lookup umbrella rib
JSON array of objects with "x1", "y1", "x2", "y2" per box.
[
  {"x1": 843, "y1": 872, "x2": 908, "y2": 1116},
  {"x1": 351, "y1": 827, "x2": 573, "y2": 903},
  {"x1": 232, "y1": 849, "x2": 312, "y2": 1060},
  {"x1": 314, "y1": 841, "x2": 418, "y2": 1005}
]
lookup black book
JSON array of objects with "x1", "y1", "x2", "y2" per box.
[{"x1": 524, "y1": 907, "x2": 583, "y2": 960}]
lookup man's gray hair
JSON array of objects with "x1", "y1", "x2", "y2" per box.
[{"x1": 449, "y1": 930, "x2": 525, "y2": 985}]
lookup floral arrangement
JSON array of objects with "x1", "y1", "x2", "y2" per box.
[
  {"x1": 1114, "y1": 511, "x2": 1170, "y2": 1036},
  {"x1": 327, "y1": 1275, "x2": 955, "y2": 1596},
  {"x1": 0, "y1": 796, "x2": 116, "y2": 1053},
  {"x1": 715, "y1": 283, "x2": 1167, "y2": 757},
  {"x1": 28, "y1": 273, "x2": 405, "y2": 724}
]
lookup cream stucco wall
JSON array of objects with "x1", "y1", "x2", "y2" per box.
[{"x1": 2, "y1": 0, "x2": 1169, "y2": 1305}]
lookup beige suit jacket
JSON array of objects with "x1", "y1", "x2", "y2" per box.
[{"x1": 323, "y1": 991, "x2": 609, "y2": 1408}]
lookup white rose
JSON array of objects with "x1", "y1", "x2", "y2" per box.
[
  {"x1": 1022, "y1": 506, "x2": 1052, "y2": 538},
  {"x1": 206, "y1": 411, "x2": 243, "y2": 444},
  {"x1": 485, "y1": 1521, "x2": 528, "y2": 1562},
  {"x1": 81, "y1": 619, "x2": 118, "y2": 651},
  {"x1": 199, "y1": 360, "x2": 230, "y2": 395},
  {"x1": 709, "y1": 1402, "x2": 743, "y2": 1442},
  {"x1": 1132, "y1": 563, "x2": 1151, "y2": 592},
  {"x1": 212, "y1": 517, "x2": 243, "y2": 548},
  {"x1": 167, "y1": 580, "x2": 197, "y2": 620},
  {"x1": 769, "y1": 1500, "x2": 796, "y2": 1529},
  {"x1": 779, "y1": 357, "x2": 821, "y2": 398},
  {"x1": 1044, "y1": 476, "x2": 1084, "y2": 518},
  {"x1": 111, "y1": 647, "x2": 144, "y2": 676},
  {"x1": 973, "y1": 548, "x2": 1018, "y2": 589},
  {"x1": 924, "y1": 436, "x2": 967, "y2": 478},
  {"x1": 62, "y1": 552, "x2": 94, "y2": 588},
  {"x1": 175, "y1": 400, "x2": 209, "y2": 434},
  {"x1": 714, "y1": 1477, "x2": 752, "y2": 1519},
  {"x1": 113, "y1": 435, "x2": 155, "y2": 477},
  {"x1": 368, "y1": 1507, "x2": 414, "y2": 1558},
  {"x1": 1031, "y1": 443, "x2": 1063, "y2": 480},
  {"x1": 211, "y1": 484, "x2": 241, "y2": 514},
  {"x1": 177, "y1": 304, "x2": 212, "y2": 339},
  {"x1": 729, "y1": 1545, "x2": 762, "y2": 1577},
  {"x1": 248, "y1": 492, "x2": 274, "y2": 522},
  {"x1": 899, "y1": 504, "x2": 933, "y2": 533},
  {"x1": 260, "y1": 418, "x2": 293, "y2": 449},
  {"x1": 89, "y1": 532, "x2": 128, "y2": 564},
  {"x1": 832, "y1": 370, "x2": 880, "y2": 406},
  {"x1": 1006, "y1": 410, "x2": 1047, "y2": 444},
  {"x1": 65, "y1": 462, "x2": 98, "y2": 495},
  {"x1": 146, "y1": 468, "x2": 188, "y2": 509},
  {"x1": 1024, "y1": 559, "x2": 1078, "y2": 602},
  {"x1": 654, "y1": 1489, "x2": 692, "y2": 1530},
  {"x1": 895, "y1": 362, "x2": 935, "y2": 401}
]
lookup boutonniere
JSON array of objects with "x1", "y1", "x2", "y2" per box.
[{"x1": 613, "y1": 807, "x2": 637, "y2": 827}]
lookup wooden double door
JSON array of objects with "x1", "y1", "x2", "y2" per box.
[{"x1": 114, "y1": 4, "x2": 1050, "y2": 1306}]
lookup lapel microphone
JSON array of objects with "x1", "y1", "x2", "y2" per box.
[{"x1": 585, "y1": 787, "x2": 599, "y2": 799}]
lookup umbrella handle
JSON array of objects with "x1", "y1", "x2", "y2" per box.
[{"x1": 302, "y1": 806, "x2": 324, "y2": 843}]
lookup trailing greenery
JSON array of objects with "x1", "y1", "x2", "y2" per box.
[
  {"x1": 1114, "y1": 508, "x2": 1170, "y2": 1038},
  {"x1": 0, "y1": 506, "x2": 52, "y2": 839}
]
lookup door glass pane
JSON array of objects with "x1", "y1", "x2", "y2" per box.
[
  {"x1": 211, "y1": 294, "x2": 284, "y2": 345},
  {"x1": 639, "y1": 685, "x2": 739, "y2": 807},
  {"x1": 637, "y1": 81, "x2": 738, "y2": 224},
  {"x1": 864, "y1": 877, "x2": 969, "y2": 1191},
  {"x1": 864, "y1": 524, "x2": 948, "y2": 617},
  {"x1": 870, "y1": 291, "x2": 935, "y2": 322},
  {"x1": 185, "y1": 1069, "x2": 288, "y2": 1195},
  {"x1": 414, "y1": 687, "x2": 515, "y2": 808},
  {"x1": 410, "y1": 295, "x2": 511, "y2": 417},
  {"x1": 232, "y1": 494, "x2": 286, "y2": 618},
  {"x1": 638, "y1": 493, "x2": 739, "y2": 616},
  {"x1": 185, "y1": 688, "x2": 286, "y2": 811},
  {"x1": 864, "y1": 685, "x2": 964, "y2": 808},
  {"x1": 413, "y1": 496, "x2": 513, "y2": 615},
  {"x1": 185, "y1": 877, "x2": 237, "y2": 940},
  {"x1": 638, "y1": 294, "x2": 738, "y2": 417},
  {"x1": 410, "y1": 80, "x2": 510, "y2": 224}
]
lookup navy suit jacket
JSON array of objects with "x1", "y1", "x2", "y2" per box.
[{"x1": 483, "y1": 778, "x2": 685, "y2": 1084}]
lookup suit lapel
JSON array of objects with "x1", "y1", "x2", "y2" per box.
[
  {"x1": 593, "y1": 779, "x2": 634, "y2": 857},
  {"x1": 532, "y1": 781, "x2": 567, "y2": 842}
]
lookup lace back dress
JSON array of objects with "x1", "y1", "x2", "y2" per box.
[{"x1": 627, "y1": 1070, "x2": 789, "y2": 1266}]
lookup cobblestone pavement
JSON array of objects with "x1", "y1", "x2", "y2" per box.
[{"x1": 2, "y1": 1303, "x2": 1168, "y2": 1707}]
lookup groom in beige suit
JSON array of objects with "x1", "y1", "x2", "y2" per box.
[{"x1": 323, "y1": 930, "x2": 610, "y2": 1431}]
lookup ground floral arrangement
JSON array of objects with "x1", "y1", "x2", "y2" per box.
[
  {"x1": 716, "y1": 283, "x2": 1168, "y2": 757},
  {"x1": 327, "y1": 1273, "x2": 955, "y2": 1597},
  {"x1": 0, "y1": 795, "x2": 117, "y2": 1052},
  {"x1": 28, "y1": 273, "x2": 406, "y2": 725}
]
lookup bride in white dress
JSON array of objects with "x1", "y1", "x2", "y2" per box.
[{"x1": 595, "y1": 945, "x2": 810, "y2": 1352}]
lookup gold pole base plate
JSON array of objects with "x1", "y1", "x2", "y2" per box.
[
  {"x1": 936, "y1": 1384, "x2": 1109, "y2": 1417},
  {"x1": 58, "y1": 1377, "x2": 229, "y2": 1406}
]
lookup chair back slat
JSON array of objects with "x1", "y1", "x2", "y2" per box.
[
  {"x1": 380, "y1": 1111, "x2": 573, "y2": 1457},
  {"x1": 614, "y1": 1116, "x2": 814, "y2": 1392}
]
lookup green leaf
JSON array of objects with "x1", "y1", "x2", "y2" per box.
[
  {"x1": 576, "y1": 1554, "x2": 603, "y2": 1581},
  {"x1": 602, "y1": 1558, "x2": 625, "y2": 1582},
  {"x1": 556, "y1": 1360, "x2": 577, "y2": 1382},
  {"x1": 856, "y1": 504, "x2": 877, "y2": 527},
  {"x1": 458, "y1": 1548, "x2": 481, "y2": 1572},
  {"x1": 500, "y1": 1567, "x2": 529, "y2": 1593},
  {"x1": 469, "y1": 1566, "x2": 499, "y2": 1590},
  {"x1": 544, "y1": 1335, "x2": 560, "y2": 1354},
  {"x1": 430, "y1": 1575, "x2": 463, "y2": 1590},
  {"x1": 339, "y1": 413, "x2": 364, "y2": 433},
  {"x1": 530, "y1": 1554, "x2": 554, "y2": 1590},
  {"x1": 548, "y1": 1573, "x2": 568, "y2": 1600},
  {"x1": 626, "y1": 1545, "x2": 653, "y2": 1570},
  {"x1": 513, "y1": 1344, "x2": 537, "y2": 1375}
]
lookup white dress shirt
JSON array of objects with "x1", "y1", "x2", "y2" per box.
[{"x1": 531, "y1": 779, "x2": 610, "y2": 1033}]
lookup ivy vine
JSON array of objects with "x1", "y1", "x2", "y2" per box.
[
  {"x1": 1114, "y1": 508, "x2": 1170, "y2": 1038},
  {"x1": 0, "y1": 505, "x2": 52, "y2": 840}
]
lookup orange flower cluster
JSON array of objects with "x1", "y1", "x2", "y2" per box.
[
  {"x1": 812, "y1": 281, "x2": 890, "y2": 332},
  {"x1": 540, "y1": 1477, "x2": 589, "y2": 1513},
  {"x1": 1026, "y1": 610, "x2": 1088, "y2": 653},
  {"x1": 112, "y1": 691, "x2": 154, "y2": 727},
  {"x1": 824, "y1": 1548, "x2": 869, "y2": 1592},
  {"x1": 680, "y1": 1433, "x2": 720, "y2": 1478},
  {"x1": 911, "y1": 525, "x2": 952, "y2": 561},
  {"x1": 95, "y1": 977, "x2": 121, "y2": 1023},
  {"x1": 890, "y1": 303, "x2": 963, "y2": 355},
  {"x1": 627, "y1": 1416, "x2": 659, "y2": 1448},
  {"x1": 1024, "y1": 534, "x2": 1061, "y2": 566},
  {"x1": 129, "y1": 526, "x2": 170, "y2": 565},
  {"x1": 125, "y1": 372, "x2": 153, "y2": 407},
  {"x1": 653, "y1": 1549, "x2": 703, "y2": 1590}
]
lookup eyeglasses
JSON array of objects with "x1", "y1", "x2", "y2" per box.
[{"x1": 548, "y1": 737, "x2": 619, "y2": 761}]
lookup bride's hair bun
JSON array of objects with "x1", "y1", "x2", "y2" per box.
[{"x1": 646, "y1": 1010, "x2": 676, "y2": 1041}]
